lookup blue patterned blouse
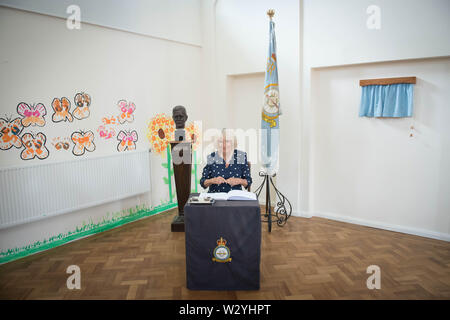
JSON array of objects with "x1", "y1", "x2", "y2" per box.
[{"x1": 200, "y1": 149, "x2": 252, "y2": 193}]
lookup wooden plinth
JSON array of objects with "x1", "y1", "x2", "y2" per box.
[
  {"x1": 171, "y1": 215, "x2": 185, "y2": 232},
  {"x1": 170, "y1": 140, "x2": 192, "y2": 232}
]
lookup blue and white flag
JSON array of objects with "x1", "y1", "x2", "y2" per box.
[{"x1": 261, "y1": 19, "x2": 281, "y2": 175}]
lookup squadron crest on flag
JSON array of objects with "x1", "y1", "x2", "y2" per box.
[{"x1": 262, "y1": 89, "x2": 280, "y2": 127}]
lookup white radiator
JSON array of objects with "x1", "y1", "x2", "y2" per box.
[{"x1": 0, "y1": 150, "x2": 151, "y2": 229}]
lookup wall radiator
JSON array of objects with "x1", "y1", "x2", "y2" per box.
[{"x1": 0, "y1": 150, "x2": 151, "y2": 229}]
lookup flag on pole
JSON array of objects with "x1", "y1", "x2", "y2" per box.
[{"x1": 261, "y1": 15, "x2": 281, "y2": 175}]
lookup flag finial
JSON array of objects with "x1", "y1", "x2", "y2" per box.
[{"x1": 267, "y1": 9, "x2": 275, "y2": 20}]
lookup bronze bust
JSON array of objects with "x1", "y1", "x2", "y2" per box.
[
  {"x1": 172, "y1": 105, "x2": 188, "y2": 141},
  {"x1": 172, "y1": 105, "x2": 188, "y2": 129}
]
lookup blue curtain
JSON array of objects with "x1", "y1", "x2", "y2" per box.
[{"x1": 359, "y1": 83, "x2": 414, "y2": 117}]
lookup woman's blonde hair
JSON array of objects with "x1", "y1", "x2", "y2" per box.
[{"x1": 215, "y1": 128, "x2": 237, "y2": 150}]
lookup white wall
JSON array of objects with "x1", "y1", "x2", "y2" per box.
[
  {"x1": 301, "y1": 0, "x2": 450, "y2": 217},
  {"x1": 0, "y1": 0, "x2": 202, "y2": 46},
  {"x1": 0, "y1": 6, "x2": 204, "y2": 258},
  {"x1": 303, "y1": 0, "x2": 450, "y2": 68},
  {"x1": 210, "y1": 0, "x2": 450, "y2": 233},
  {"x1": 211, "y1": 0, "x2": 301, "y2": 212},
  {"x1": 227, "y1": 73, "x2": 263, "y2": 169},
  {"x1": 310, "y1": 57, "x2": 450, "y2": 240},
  {"x1": 301, "y1": 0, "x2": 450, "y2": 240},
  {"x1": 227, "y1": 73, "x2": 281, "y2": 202}
]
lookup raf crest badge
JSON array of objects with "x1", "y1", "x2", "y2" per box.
[{"x1": 212, "y1": 237, "x2": 232, "y2": 263}]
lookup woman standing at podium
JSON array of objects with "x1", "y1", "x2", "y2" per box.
[{"x1": 200, "y1": 129, "x2": 252, "y2": 193}]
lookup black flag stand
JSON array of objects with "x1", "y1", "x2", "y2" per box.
[{"x1": 254, "y1": 171, "x2": 292, "y2": 232}]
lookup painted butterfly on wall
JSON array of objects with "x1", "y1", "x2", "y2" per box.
[
  {"x1": 71, "y1": 130, "x2": 96, "y2": 156},
  {"x1": 117, "y1": 100, "x2": 135, "y2": 124},
  {"x1": 52, "y1": 137, "x2": 70, "y2": 151},
  {"x1": 102, "y1": 116, "x2": 117, "y2": 125},
  {"x1": 117, "y1": 130, "x2": 138, "y2": 152},
  {"x1": 73, "y1": 92, "x2": 91, "y2": 120},
  {"x1": 51, "y1": 97, "x2": 73, "y2": 123},
  {"x1": 17, "y1": 102, "x2": 46, "y2": 127},
  {"x1": 97, "y1": 125, "x2": 116, "y2": 140},
  {"x1": 20, "y1": 132, "x2": 49, "y2": 160},
  {"x1": 0, "y1": 117, "x2": 24, "y2": 150}
]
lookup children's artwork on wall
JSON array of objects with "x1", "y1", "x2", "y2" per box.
[
  {"x1": 0, "y1": 117, "x2": 24, "y2": 150},
  {"x1": 186, "y1": 121, "x2": 201, "y2": 150},
  {"x1": 102, "y1": 116, "x2": 118, "y2": 125},
  {"x1": 117, "y1": 100, "x2": 135, "y2": 124},
  {"x1": 186, "y1": 121, "x2": 202, "y2": 193},
  {"x1": 20, "y1": 132, "x2": 49, "y2": 160},
  {"x1": 147, "y1": 114, "x2": 175, "y2": 154},
  {"x1": 97, "y1": 125, "x2": 116, "y2": 140},
  {"x1": 51, "y1": 97, "x2": 73, "y2": 123},
  {"x1": 17, "y1": 102, "x2": 46, "y2": 127},
  {"x1": 51, "y1": 137, "x2": 70, "y2": 151},
  {"x1": 96, "y1": 100, "x2": 136, "y2": 145},
  {"x1": 73, "y1": 92, "x2": 91, "y2": 120},
  {"x1": 147, "y1": 113, "x2": 176, "y2": 202},
  {"x1": 71, "y1": 130, "x2": 96, "y2": 156},
  {"x1": 117, "y1": 130, "x2": 138, "y2": 152}
]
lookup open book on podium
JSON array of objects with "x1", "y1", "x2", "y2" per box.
[{"x1": 199, "y1": 190, "x2": 257, "y2": 201}]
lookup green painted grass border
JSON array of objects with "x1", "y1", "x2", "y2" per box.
[{"x1": 0, "y1": 201, "x2": 178, "y2": 265}]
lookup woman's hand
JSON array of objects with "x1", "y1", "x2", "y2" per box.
[
  {"x1": 226, "y1": 177, "x2": 247, "y2": 187},
  {"x1": 212, "y1": 176, "x2": 227, "y2": 185},
  {"x1": 205, "y1": 176, "x2": 227, "y2": 187}
]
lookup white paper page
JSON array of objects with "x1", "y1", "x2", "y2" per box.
[
  {"x1": 199, "y1": 192, "x2": 229, "y2": 200},
  {"x1": 227, "y1": 190, "x2": 257, "y2": 200}
]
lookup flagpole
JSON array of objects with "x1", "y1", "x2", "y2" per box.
[
  {"x1": 255, "y1": 9, "x2": 292, "y2": 232},
  {"x1": 266, "y1": 9, "x2": 274, "y2": 164}
]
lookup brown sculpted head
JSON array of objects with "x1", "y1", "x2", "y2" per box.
[{"x1": 172, "y1": 105, "x2": 188, "y2": 129}]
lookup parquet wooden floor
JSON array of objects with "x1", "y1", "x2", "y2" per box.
[{"x1": 0, "y1": 208, "x2": 449, "y2": 299}]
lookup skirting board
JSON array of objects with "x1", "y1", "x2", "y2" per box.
[
  {"x1": 312, "y1": 211, "x2": 450, "y2": 242},
  {"x1": 241, "y1": 204, "x2": 448, "y2": 242}
]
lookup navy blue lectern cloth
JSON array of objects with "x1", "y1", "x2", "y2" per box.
[{"x1": 184, "y1": 195, "x2": 261, "y2": 290}]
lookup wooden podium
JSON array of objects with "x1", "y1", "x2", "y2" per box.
[{"x1": 170, "y1": 141, "x2": 192, "y2": 232}]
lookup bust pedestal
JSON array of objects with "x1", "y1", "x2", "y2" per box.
[{"x1": 170, "y1": 141, "x2": 192, "y2": 232}]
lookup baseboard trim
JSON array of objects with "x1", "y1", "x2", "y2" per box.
[{"x1": 312, "y1": 211, "x2": 450, "y2": 242}]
